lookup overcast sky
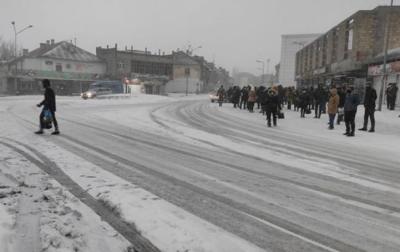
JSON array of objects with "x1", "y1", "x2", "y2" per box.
[{"x1": 0, "y1": 0, "x2": 395, "y2": 75}]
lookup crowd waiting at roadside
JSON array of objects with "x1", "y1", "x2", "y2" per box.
[{"x1": 216, "y1": 82, "x2": 398, "y2": 137}]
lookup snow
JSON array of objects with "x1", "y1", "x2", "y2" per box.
[
  {"x1": 1, "y1": 94, "x2": 400, "y2": 251},
  {"x1": 0, "y1": 133, "x2": 132, "y2": 252},
  {"x1": 0, "y1": 94, "x2": 264, "y2": 252}
]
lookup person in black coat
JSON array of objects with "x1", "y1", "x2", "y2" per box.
[
  {"x1": 343, "y1": 86, "x2": 360, "y2": 137},
  {"x1": 299, "y1": 89, "x2": 310, "y2": 118},
  {"x1": 359, "y1": 84, "x2": 377, "y2": 132},
  {"x1": 35, "y1": 79, "x2": 60, "y2": 135},
  {"x1": 264, "y1": 88, "x2": 281, "y2": 127}
]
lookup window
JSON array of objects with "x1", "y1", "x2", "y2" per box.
[
  {"x1": 45, "y1": 60, "x2": 53, "y2": 65},
  {"x1": 56, "y1": 63, "x2": 62, "y2": 72},
  {"x1": 66, "y1": 64, "x2": 71, "y2": 69}
]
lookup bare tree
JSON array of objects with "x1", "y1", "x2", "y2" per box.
[{"x1": 0, "y1": 37, "x2": 16, "y2": 61}]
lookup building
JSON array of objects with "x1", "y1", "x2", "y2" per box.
[
  {"x1": 367, "y1": 48, "x2": 400, "y2": 106},
  {"x1": 295, "y1": 6, "x2": 400, "y2": 95},
  {"x1": 278, "y1": 34, "x2": 321, "y2": 88},
  {"x1": 96, "y1": 45, "x2": 232, "y2": 94},
  {"x1": 4, "y1": 40, "x2": 106, "y2": 95}
]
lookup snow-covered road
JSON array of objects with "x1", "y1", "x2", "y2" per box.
[{"x1": 1, "y1": 94, "x2": 400, "y2": 252}]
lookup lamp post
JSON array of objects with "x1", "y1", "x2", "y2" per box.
[
  {"x1": 11, "y1": 21, "x2": 33, "y2": 93},
  {"x1": 266, "y1": 58, "x2": 271, "y2": 86},
  {"x1": 256, "y1": 60, "x2": 265, "y2": 85},
  {"x1": 185, "y1": 45, "x2": 202, "y2": 96},
  {"x1": 378, "y1": 0, "x2": 394, "y2": 111}
]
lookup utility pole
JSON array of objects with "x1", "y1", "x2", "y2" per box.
[
  {"x1": 378, "y1": 0, "x2": 394, "y2": 111},
  {"x1": 256, "y1": 60, "x2": 265, "y2": 85},
  {"x1": 266, "y1": 58, "x2": 271, "y2": 86}
]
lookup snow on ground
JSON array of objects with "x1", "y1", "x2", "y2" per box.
[
  {"x1": 0, "y1": 95, "x2": 265, "y2": 252},
  {"x1": 2, "y1": 94, "x2": 400, "y2": 251},
  {"x1": 0, "y1": 112, "x2": 133, "y2": 252}
]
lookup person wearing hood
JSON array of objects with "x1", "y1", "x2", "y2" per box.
[
  {"x1": 343, "y1": 86, "x2": 360, "y2": 137},
  {"x1": 327, "y1": 87, "x2": 340, "y2": 130},
  {"x1": 359, "y1": 83, "x2": 377, "y2": 132},
  {"x1": 264, "y1": 88, "x2": 280, "y2": 127}
]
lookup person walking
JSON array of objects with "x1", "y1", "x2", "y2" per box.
[
  {"x1": 343, "y1": 86, "x2": 360, "y2": 137},
  {"x1": 35, "y1": 79, "x2": 60, "y2": 135},
  {"x1": 247, "y1": 87, "x2": 256, "y2": 113},
  {"x1": 217, "y1": 85, "x2": 225, "y2": 107},
  {"x1": 359, "y1": 83, "x2": 377, "y2": 132},
  {"x1": 327, "y1": 87, "x2": 340, "y2": 130}
]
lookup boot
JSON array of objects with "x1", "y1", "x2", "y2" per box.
[
  {"x1": 358, "y1": 127, "x2": 367, "y2": 131},
  {"x1": 368, "y1": 129, "x2": 375, "y2": 133},
  {"x1": 347, "y1": 132, "x2": 355, "y2": 137},
  {"x1": 51, "y1": 127, "x2": 60, "y2": 135},
  {"x1": 35, "y1": 130, "x2": 44, "y2": 135}
]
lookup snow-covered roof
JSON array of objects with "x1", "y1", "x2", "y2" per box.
[{"x1": 27, "y1": 41, "x2": 102, "y2": 62}]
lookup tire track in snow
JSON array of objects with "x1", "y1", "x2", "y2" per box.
[{"x1": 0, "y1": 139, "x2": 160, "y2": 252}]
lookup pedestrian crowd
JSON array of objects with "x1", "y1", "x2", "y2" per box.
[{"x1": 216, "y1": 82, "x2": 399, "y2": 137}]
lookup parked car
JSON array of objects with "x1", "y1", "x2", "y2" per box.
[
  {"x1": 81, "y1": 87, "x2": 112, "y2": 99},
  {"x1": 208, "y1": 91, "x2": 219, "y2": 103}
]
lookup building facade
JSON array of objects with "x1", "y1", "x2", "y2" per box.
[
  {"x1": 5, "y1": 40, "x2": 106, "y2": 95},
  {"x1": 96, "y1": 45, "x2": 232, "y2": 94},
  {"x1": 279, "y1": 34, "x2": 321, "y2": 87},
  {"x1": 295, "y1": 6, "x2": 400, "y2": 92}
]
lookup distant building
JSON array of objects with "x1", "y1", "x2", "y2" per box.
[
  {"x1": 278, "y1": 34, "x2": 321, "y2": 88},
  {"x1": 96, "y1": 45, "x2": 231, "y2": 94},
  {"x1": 4, "y1": 40, "x2": 106, "y2": 95},
  {"x1": 295, "y1": 5, "x2": 400, "y2": 98}
]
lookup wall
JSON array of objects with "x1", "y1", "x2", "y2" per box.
[
  {"x1": 22, "y1": 58, "x2": 106, "y2": 75},
  {"x1": 279, "y1": 34, "x2": 321, "y2": 87}
]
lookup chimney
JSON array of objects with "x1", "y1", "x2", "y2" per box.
[
  {"x1": 125, "y1": 45, "x2": 127, "y2": 51},
  {"x1": 131, "y1": 45, "x2": 133, "y2": 52},
  {"x1": 145, "y1": 47, "x2": 147, "y2": 54},
  {"x1": 158, "y1": 49, "x2": 161, "y2": 55},
  {"x1": 115, "y1": 43, "x2": 118, "y2": 50},
  {"x1": 22, "y1": 49, "x2": 29, "y2": 56},
  {"x1": 40, "y1": 43, "x2": 47, "y2": 49},
  {"x1": 51, "y1": 39, "x2": 55, "y2": 45},
  {"x1": 46, "y1": 40, "x2": 50, "y2": 45},
  {"x1": 107, "y1": 45, "x2": 109, "y2": 49}
]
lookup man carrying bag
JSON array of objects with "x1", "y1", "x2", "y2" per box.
[{"x1": 35, "y1": 79, "x2": 60, "y2": 135}]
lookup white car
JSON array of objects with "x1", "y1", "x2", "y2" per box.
[{"x1": 81, "y1": 88, "x2": 112, "y2": 99}]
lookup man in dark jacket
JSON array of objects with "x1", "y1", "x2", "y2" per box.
[
  {"x1": 359, "y1": 83, "x2": 377, "y2": 132},
  {"x1": 313, "y1": 84, "x2": 324, "y2": 118},
  {"x1": 264, "y1": 88, "x2": 280, "y2": 127},
  {"x1": 336, "y1": 86, "x2": 346, "y2": 125},
  {"x1": 299, "y1": 89, "x2": 310, "y2": 118},
  {"x1": 35, "y1": 79, "x2": 59, "y2": 135},
  {"x1": 387, "y1": 83, "x2": 398, "y2": 110},
  {"x1": 239, "y1": 86, "x2": 248, "y2": 109},
  {"x1": 343, "y1": 86, "x2": 360, "y2": 137}
]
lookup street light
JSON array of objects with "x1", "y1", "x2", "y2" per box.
[
  {"x1": 185, "y1": 45, "x2": 202, "y2": 96},
  {"x1": 256, "y1": 60, "x2": 265, "y2": 85},
  {"x1": 11, "y1": 21, "x2": 33, "y2": 94},
  {"x1": 11, "y1": 21, "x2": 33, "y2": 58}
]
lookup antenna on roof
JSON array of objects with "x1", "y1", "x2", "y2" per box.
[{"x1": 74, "y1": 38, "x2": 77, "y2": 47}]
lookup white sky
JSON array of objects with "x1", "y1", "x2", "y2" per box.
[{"x1": 0, "y1": 0, "x2": 395, "y2": 75}]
